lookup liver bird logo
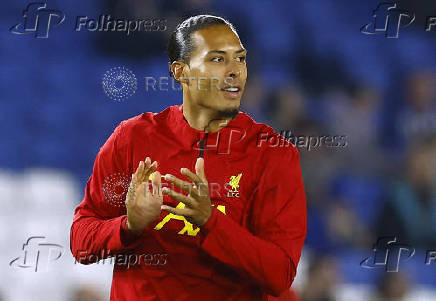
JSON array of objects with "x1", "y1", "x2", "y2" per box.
[{"x1": 229, "y1": 173, "x2": 243, "y2": 192}]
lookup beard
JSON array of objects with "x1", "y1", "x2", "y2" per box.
[{"x1": 217, "y1": 107, "x2": 240, "y2": 119}]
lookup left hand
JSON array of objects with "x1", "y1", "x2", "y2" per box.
[{"x1": 161, "y1": 158, "x2": 212, "y2": 226}]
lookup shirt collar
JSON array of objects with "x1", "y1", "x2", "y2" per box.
[{"x1": 168, "y1": 104, "x2": 246, "y2": 154}]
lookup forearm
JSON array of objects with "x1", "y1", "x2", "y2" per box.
[
  {"x1": 70, "y1": 214, "x2": 142, "y2": 264},
  {"x1": 200, "y1": 208, "x2": 297, "y2": 297}
]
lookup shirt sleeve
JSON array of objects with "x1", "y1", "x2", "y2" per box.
[
  {"x1": 70, "y1": 121, "x2": 144, "y2": 264},
  {"x1": 199, "y1": 147, "x2": 307, "y2": 297}
]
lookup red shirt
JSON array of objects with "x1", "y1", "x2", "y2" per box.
[{"x1": 70, "y1": 105, "x2": 306, "y2": 301}]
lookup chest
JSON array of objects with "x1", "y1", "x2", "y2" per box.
[{"x1": 130, "y1": 139, "x2": 259, "y2": 239}]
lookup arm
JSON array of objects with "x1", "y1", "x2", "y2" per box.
[
  {"x1": 70, "y1": 121, "x2": 143, "y2": 264},
  {"x1": 200, "y1": 148, "x2": 307, "y2": 296}
]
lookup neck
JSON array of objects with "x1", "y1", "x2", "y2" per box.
[{"x1": 182, "y1": 100, "x2": 235, "y2": 133}]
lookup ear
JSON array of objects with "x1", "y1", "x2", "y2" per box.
[{"x1": 170, "y1": 61, "x2": 189, "y2": 84}]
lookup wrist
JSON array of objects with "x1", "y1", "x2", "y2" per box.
[
  {"x1": 126, "y1": 219, "x2": 143, "y2": 236},
  {"x1": 200, "y1": 207, "x2": 219, "y2": 234},
  {"x1": 120, "y1": 216, "x2": 142, "y2": 247},
  {"x1": 199, "y1": 208, "x2": 213, "y2": 226}
]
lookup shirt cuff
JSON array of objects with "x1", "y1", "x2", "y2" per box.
[{"x1": 120, "y1": 215, "x2": 143, "y2": 246}]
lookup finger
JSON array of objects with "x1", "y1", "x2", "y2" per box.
[
  {"x1": 195, "y1": 157, "x2": 207, "y2": 183},
  {"x1": 180, "y1": 167, "x2": 202, "y2": 187},
  {"x1": 194, "y1": 182, "x2": 209, "y2": 197},
  {"x1": 162, "y1": 187, "x2": 197, "y2": 208},
  {"x1": 136, "y1": 157, "x2": 151, "y2": 184},
  {"x1": 151, "y1": 171, "x2": 162, "y2": 197},
  {"x1": 164, "y1": 174, "x2": 196, "y2": 195},
  {"x1": 160, "y1": 205, "x2": 194, "y2": 217},
  {"x1": 140, "y1": 157, "x2": 152, "y2": 180},
  {"x1": 140, "y1": 157, "x2": 150, "y2": 180},
  {"x1": 134, "y1": 161, "x2": 145, "y2": 184},
  {"x1": 130, "y1": 172, "x2": 136, "y2": 184},
  {"x1": 135, "y1": 157, "x2": 153, "y2": 183},
  {"x1": 144, "y1": 160, "x2": 158, "y2": 181}
]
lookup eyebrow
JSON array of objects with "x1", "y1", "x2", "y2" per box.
[{"x1": 206, "y1": 49, "x2": 247, "y2": 55}]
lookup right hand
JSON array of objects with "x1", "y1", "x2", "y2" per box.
[{"x1": 125, "y1": 157, "x2": 162, "y2": 234}]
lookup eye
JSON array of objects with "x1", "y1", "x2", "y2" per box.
[
  {"x1": 211, "y1": 57, "x2": 223, "y2": 62},
  {"x1": 237, "y1": 56, "x2": 246, "y2": 62}
]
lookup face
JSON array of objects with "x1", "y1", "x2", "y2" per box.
[{"x1": 175, "y1": 24, "x2": 247, "y2": 115}]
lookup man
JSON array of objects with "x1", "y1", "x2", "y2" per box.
[{"x1": 70, "y1": 15, "x2": 306, "y2": 301}]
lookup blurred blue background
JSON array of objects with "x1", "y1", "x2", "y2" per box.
[{"x1": 1, "y1": 0, "x2": 436, "y2": 300}]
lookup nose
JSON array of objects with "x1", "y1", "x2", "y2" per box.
[
  {"x1": 226, "y1": 61, "x2": 242, "y2": 79},
  {"x1": 224, "y1": 69, "x2": 241, "y2": 89},
  {"x1": 226, "y1": 68, "x2": 241, "y2": 81},
  {"x1": 228, "y1": 70, "x2": 241, "y2": 78}
]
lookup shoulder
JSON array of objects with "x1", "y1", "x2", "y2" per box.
[
  {"x1": 118, "y1": 106, "x2": 173, "y2": 136},
  {"x1": 240, "y1": 111, "x2": 300, "y2": 166}
]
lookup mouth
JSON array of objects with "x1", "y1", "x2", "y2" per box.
[{"x1": 221, "y1": 86, "x2": 241, "y2": 99}]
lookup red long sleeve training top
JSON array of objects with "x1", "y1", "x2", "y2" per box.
[{"x1": 70, "y1": 105, "x2": 307, "y2": 301}]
